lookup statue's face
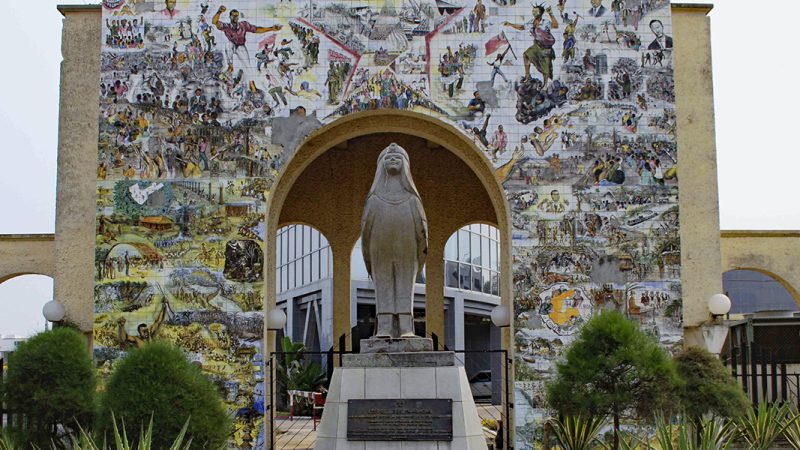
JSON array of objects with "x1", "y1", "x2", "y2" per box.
[{"x1": 383, "y1": 152, "x2": 403, "y2": 174}]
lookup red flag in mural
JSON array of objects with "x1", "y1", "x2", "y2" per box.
[
  {"x1": 258, "y1": 33, "x2": 277, "y2": 50},
  {"x1": 485, "y1": 31, "x2": 509, "y2": 55}
]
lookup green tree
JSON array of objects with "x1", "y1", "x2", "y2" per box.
[
  {"x1": 97, "y1": 341, "x2": 230, "y2": 448},
  {"x1": 1, "y1": 328, "x2": 95, "y2": 449},
  {"x1": 546, "y1": 310, "x2": 679, "y2": 448},
  {"x1": 674, "y1": 346, "x2": 749, "y2": 439}
]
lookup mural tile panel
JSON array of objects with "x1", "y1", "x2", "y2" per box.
[{"x1": 97, "y1": 0, "x2": 680, "y2": 447}]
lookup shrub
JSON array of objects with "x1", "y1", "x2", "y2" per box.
[
  {"x1": 1, "y1": 327, "x2": 95, "y2": 448},
  {"x1": 97, "y1": 341, "x2": 230, "y2": 448},
  {"x1": 674, "y1": 346, "x2": 750, "y2": 423},
  {"x1": 546, "y1": 310, "x2": 679, "y2": 447}
]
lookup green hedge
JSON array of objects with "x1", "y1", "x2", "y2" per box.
[
  {"x1": 97, "y1": 341, "x2": 230, "y2": 448},
  {"x1": 1, "y1": 328, "x2": 95, "y2": 448}
]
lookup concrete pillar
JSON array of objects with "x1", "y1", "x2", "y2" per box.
[
  {"x1": 55, "y1": 8, "x2": 101, "y2": 332},
  {"x1": 453, "y1": 294, "x2": 465, "y2": 366},
  {"x1": 673, "y1": 5, "x2": 721, "y2": 332},
  {"x1": 280, "y1": 296, "x2": 294, "y2": 342},
  {"x1": 320, "y1": 279, "x2": 334, "y2": 351},
  {"x1": 330, "y1": 239, "x2": 353, "y2": 353},
  {"x1": 425, "y1": 235, "x2": 446, "y2": 342}
]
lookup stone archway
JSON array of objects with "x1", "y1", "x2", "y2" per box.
[
  {"x1": 263, "y1": 110, "x2": 516, "y2": 443},
  {"x1": 264, "y1": 110, "x2": 512, "y2": 353}
]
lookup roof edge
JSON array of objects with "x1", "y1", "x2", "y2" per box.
[
  {"x1": 671, "y1": 3, "x2": 713, "y2": 14},
  {"x1": 0, "y1": 234, "x2": 56, "y2": 241},
  {"x1": 721, "y1": 230, "x2": 800, "y2": 238},
  {"x1": 57, "y1": 4, "x2": 102, "y2": 16}
]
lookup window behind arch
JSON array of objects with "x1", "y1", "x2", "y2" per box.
[
  {"x1": 445, "y1": 224, "x2": 500, "y2": 296},
  {"x1": 275, "y1": 225, "x2": 331, "y2": 293}
]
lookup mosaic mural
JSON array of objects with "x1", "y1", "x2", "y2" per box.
[{"x1": 96, "y1": 0, "x2": 681, "y2": 448}]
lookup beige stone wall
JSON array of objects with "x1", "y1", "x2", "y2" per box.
[
  {"x1": 672, "y1": 4, "x2": 722, "y2": 336},
  {"x1": 0, "y1": 234, "x2": 55, "y2": 283},
  {"x1": 54, "y1": 5, "x2": 101, "y2": 332},
  {"x1": 720, "y1": 231, "x2": 800, "y2": 303}
]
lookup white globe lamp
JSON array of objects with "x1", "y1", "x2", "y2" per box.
[
  {"x1": 490, "y1": 305, "x2": 511, "y2": 328},
  {"x1": 42, "y1": 300, "x2": 66, "y2": 323},
  {"x1": 708, "y1": 294, "x2": 731, "y2": 317},
  {"x1": 267, "y1": 308, "x2": 287, "y2": 331}
]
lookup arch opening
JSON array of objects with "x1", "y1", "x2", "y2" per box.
[
  {"x1": 265, "y1": 111, "x2": 513, "y2": 361},
  {"x1": 0, "y1": 274, "x2": 54, "y2": 338}
]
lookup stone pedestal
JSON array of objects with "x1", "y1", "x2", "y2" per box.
[
  {"x1": 360, "y1": 337, "x2": 433, "y2": 354},
  {"x1": 315, "y1": 350, "x2": 488, "y2": 450}
]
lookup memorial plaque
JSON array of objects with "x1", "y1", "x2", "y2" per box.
[{"x1": 347, "y1": 399, "x2": 453, "y2": 441}]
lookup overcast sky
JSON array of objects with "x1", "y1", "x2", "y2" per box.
[{"x1": 0, "y1": 0, "x2": 797, "y2": 336}]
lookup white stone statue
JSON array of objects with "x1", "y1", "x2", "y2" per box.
[{"x1": 361, "y1": 143, "x2": 428, "y2": 339}]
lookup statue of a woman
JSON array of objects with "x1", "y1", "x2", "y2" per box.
[{"x1": 361, "y1": 143, "x2": 428, "y2": 338}]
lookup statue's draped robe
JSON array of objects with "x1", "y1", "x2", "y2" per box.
[{"x1": 362, "y1": 192, "x2": 427, "y2": 315}]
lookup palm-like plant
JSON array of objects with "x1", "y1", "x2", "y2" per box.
[
  {"x1": 736, "y1": 402, "x2": 797, "y2": 450},
  {"x1": 64, "y1": 415, "x2": 194, "y2": 450},
  {"x1": 781, "y1": 406, "x2": 800, "y2": 450},
  {"x1": 0, "y1": 432, "x2": 15, "y2": 450},
  {"x1": 549, "y1": 415, "x2": 606, "y2": 450},
  {"x1": 655, "y1": 415, "x2": 735, "y2": 450}
]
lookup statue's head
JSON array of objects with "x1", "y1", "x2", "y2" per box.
[{"x1": 368, "y1": 143, "x2": 421, "y2": 200}]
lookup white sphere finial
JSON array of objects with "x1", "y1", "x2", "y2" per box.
[
  {"x1": 267, "y1": 308, "x2": 287, "y2": 331},
  {"x1": 708, "y1": 294, "x2": 732, "y2": 316},
  {"x1": 490, "y1": 305, "x2": 511, "y2": 328},
  {"x1": 42, "y1": 300, "x2": 66, "y2": 323}
]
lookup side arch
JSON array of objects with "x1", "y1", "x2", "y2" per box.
[{"x1": 0, "y1": 234, "x2": 55, "y2": 284}]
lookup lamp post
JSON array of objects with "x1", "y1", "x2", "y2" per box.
[
  {"x1": 703, "y1": 294, "x2": 732, "y2": 355},
  {"x1": 42, "y1": 300, "x2": 65, "y2": 325},
  {"x1": 267, "y1": 308, "x2": 287, "y2": 332},
  {"x1": 708, "y1": 293, "x2": 732, "y2": 319},
  {"x1": 490, "y1": 304, "x2": 511, "y2": 328}
]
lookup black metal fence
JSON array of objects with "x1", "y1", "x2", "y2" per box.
[
  {"x1": 725, "y1": 336, "x2": 800, "y2": 407},
  {"x1": 266, "y1": 335, "x2": 512, "y2": 450}
]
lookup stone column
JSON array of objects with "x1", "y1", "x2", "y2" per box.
[
  {"x1": 55, "y1": 7, "x2": 101, "y2": 333},
  {"x1": 330, "y1": 239, "x2": 353, "y2": 354},
  {"x1": 672, "y1": 4, "x2": 721, "y2": 342},
  {"x1": 453, "y1": 294, "x2": 465, "y2": 366},
  {"x1": 425, "y1": 234, "x2": 446, "y2": 342}
]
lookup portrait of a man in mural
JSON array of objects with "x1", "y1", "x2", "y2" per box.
[
  {"x1": 647, "y1": 19, "x2": 673, "y2": 50},
  {"x1": 159, "y1": 0, "x2": 179, "y2": 19}
]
